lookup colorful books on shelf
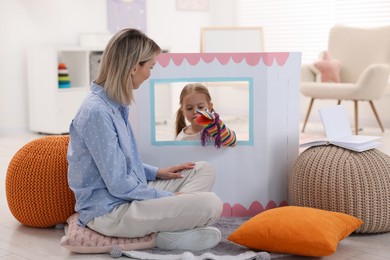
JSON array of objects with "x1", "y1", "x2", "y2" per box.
[{"x1": 300, "y1": 105, "x2": 381, "y2": 152}]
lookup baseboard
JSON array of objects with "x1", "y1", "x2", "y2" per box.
[{"x1": 0, "y1": 126, "x2": 30, "y2": 136}]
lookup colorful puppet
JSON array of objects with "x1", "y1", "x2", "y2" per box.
[{"x1": 195, "y1": 110, "x2": 237, "y2": 148}]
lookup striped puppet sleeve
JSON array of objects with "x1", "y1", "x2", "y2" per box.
[{"x1": 195, "y1": 110, "x2": 237, "y2": 148}]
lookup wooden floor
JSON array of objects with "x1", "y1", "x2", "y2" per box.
[{"x1": 1, "y1": 126, "x2": 390, "y2": 259}]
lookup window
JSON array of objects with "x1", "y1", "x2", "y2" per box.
[{"x1": 237, "y1": 0, "x2": 390, "y2": 63}]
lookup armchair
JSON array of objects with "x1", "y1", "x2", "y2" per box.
[{"x1": 301, "y1": 25, "x2": 390, "y2": 134}]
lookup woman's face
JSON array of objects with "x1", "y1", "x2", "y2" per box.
[
  {"x1": 181, "y1": 92, "x2": 213, "y2": 126},
  {"x1": 131, "y1": 56, "x2": 157, "y2": 89}
]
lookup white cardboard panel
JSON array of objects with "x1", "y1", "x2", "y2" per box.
[{"x1": 133, "y1": 52, "x2": 301, "y2": 215}]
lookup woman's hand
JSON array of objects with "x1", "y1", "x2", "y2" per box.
[{"x1": 156, "y1": 162, "x2": 195, "y2": 180}]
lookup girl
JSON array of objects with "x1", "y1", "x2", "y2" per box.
[
  {"x1": 175, "y1": 83, "x2": 237, "y2": 147},
  {"x1": 175, "y1": 83, "x2": 214, "y2": 141}
]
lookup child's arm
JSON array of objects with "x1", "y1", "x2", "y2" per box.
[{"x1": 195, "y1": 110, "x2": 237, "y2": 148}]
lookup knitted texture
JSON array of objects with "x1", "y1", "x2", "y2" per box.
[
  {"x1": 6, "y1": 135, "x2": 75, "y2": 227},
  {"x1": 61, "y1": 213, "x2": 156, "y2": 254},
  {"x1": 289, "y1": 145, "x2": 390, "y2": 233},
  {"x1": 195, "y1": 110, "x2": 237, "y2": 148}
]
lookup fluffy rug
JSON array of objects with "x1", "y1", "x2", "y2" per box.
[{"x1": 119, "y1": 217, "x2": 290, "y2": 260}]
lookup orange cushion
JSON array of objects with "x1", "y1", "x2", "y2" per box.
[{"x1": 227, "y1": 206, "x2": 363, "y2": 257}]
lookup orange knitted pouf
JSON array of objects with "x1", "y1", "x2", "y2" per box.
[{"x1": 6, "y1": 135, "x2": 75, "y2": 228}]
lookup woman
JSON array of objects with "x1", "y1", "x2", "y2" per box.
[{"x1": 67, "y1": 28, "x2": 223, "y2": 251}]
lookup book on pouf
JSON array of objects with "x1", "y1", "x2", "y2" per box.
[{"x1": 300, "y1": 105, "x2": 381, "y2": 152}]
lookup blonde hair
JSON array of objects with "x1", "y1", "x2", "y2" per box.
[
  {"x1": 175, "y1": 83, "x2": 213, "y2": 136},
  {"x1": 95, "y1": 28, "x2": 161, "y2": 105}
]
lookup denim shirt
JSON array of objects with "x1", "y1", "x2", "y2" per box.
[{"x1": 67, "y1": 83, "x2": 173, "y2": 226}]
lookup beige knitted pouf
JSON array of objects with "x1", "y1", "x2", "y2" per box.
[{"x1": 289, "y1": 145, "x2": 390, "y2": 233}]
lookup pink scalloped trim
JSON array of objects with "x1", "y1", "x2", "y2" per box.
[
  {"x1": 157, "y1": 53, "x2": 290, "y2": 67},
  {"x1": 221, "y1": 200, "x2": 289, "y2": 217}
]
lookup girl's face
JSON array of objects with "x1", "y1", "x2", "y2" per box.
[
  {"x1": 131, "y1": 57, "x2": 157, "y2": 89},
  {"x1": 181, "y1": 92, "x2": 213, "y2": 126}
]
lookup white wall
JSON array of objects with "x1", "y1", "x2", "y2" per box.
[
  {"x1": 146, "y1": 0, "x2": 236, "y2": 52},
  {"x1": 0, "y1": 0, "x2": 108, "y2": 133},
  {"x1": 3, "y1": 0, "x2": 387, "y2": 134},
  {"x1": 0, "y1": 0, "x2": 236, "y2": 134}
]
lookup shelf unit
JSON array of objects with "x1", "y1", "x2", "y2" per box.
[{"x1": 27, "y1": 46, "x2": 103, "y2": 134}]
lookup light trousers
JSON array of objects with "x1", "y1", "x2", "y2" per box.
[{"x1": 87, "y1": 161, "x2": 223, "y2": 238}]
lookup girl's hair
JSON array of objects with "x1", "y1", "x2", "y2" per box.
[
  {"x1": 95, "y1": 28, "x2": 161, "y2": 105},
  {"x1": 175, "y1": 83, "x2": 213, "y2": 137}
]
